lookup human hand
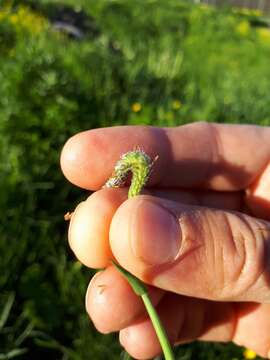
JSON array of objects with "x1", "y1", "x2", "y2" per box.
[{"x1": 61, "y1": 122, "x2": 270, "y2": 359}]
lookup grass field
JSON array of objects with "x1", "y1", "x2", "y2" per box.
[{"x1": 1, "y1": 0, "x2": 270, "y2": 359}]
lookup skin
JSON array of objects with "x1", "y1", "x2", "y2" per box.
[{"x1": 61, "y1": 122, "x2": 270, "y2": 359}]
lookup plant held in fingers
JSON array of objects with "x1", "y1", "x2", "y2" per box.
[
  {"x1": 65, "y1": 148, "x2": 174, "y2": 359},
  {"x1": 104, "y1": 149, "x2": 175, "y2": 360}
]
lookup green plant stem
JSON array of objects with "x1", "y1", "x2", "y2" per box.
[
  {"x1": 113, "y1": 262, "x2": 175, "y2": 360},
  {"x1": 141, "y1": 293, "x2": 175, "y2": 360}
]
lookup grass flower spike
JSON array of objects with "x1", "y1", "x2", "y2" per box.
[
  {"x1": 105, "y1": 149, "x2": 175, "y2": 360},
  {"x1": 104, "y1": 149, "x2": 154, "y2": 197}
]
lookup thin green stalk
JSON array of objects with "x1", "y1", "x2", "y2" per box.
[
  {"x1": 113, "y1": 262, "x2": 175, "y2": 360},
  {"x1": 105, "y1": 150, "x2": 175, "y2": 360},
  {"x1": 141, "y1": 293, "x2": 175, "y2": 360}
]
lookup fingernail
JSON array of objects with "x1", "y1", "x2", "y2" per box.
[{"x1": 130, "y1": 200, "x2": 181, "y2": 265}]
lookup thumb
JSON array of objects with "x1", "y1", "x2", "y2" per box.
[{"x1": 109, "y1": 195, "x2": 270, "y2": 303}]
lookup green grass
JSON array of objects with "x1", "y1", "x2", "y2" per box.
[{"x1": 0, "y1": 0, "x2": 269, "y2": 358}]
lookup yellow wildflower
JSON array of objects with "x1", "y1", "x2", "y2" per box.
[
  {"x1": 257, "y1": 28, "x2": 270, "y2": 43},
  {"x1": 131, "y1": 102, "x2": 142, "y2": 113},
  {"x1": 172, "y1": 100, "x2": 182, "y2": 110},
  {"x1": 243, "y1": 348, "x2": 257, "y2": 359},
  {"x1": 236, "y1": 20, "x2": 250, "y2": 37}
]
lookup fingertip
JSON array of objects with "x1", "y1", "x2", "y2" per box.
[
  {"x1": 119, "y1": 294, "x2": 184, "y2": 359},
  {"x1": 60, "y1": 130, "x2": 111, "y2": 190},
  {"x1": 60, "y1": 126, "x2": 167, "y2": 190},
  {"x1": 60, "y1": 132, "x2": 89, "y2": 189},
  {"x1": 69, "y1": 198, "x2": 112, "y2": 269},
  {"x1": 119, "y1": 321, "x2": 161, "y2": 359},
  {"x1": 85, "y1": 269, "x2": 112, "y2": 334},
  {"x1": 68, "y1": 188, "x2": 127, "y2": 269}
]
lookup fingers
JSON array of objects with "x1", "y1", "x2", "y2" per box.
[
  {"x1": 86, "y1": 266, "x2": 270, "y2": 358},
  {"x1": 110, "y1": 195, "x2": 270, "y2": 303},
  {"x1": 60, "y1": 122, "x2": 270, "y2": 191},
  {"x1": 119, "y1": 298, "x2": 237, "y2": 360},
  {"x1": 85, "y1": 266, "x2": 233, "y2": 359},
  {"x1": 86, "y1": 266, "x2": 164, "y2": 334},
  {"x1": 68, "y1": 187, "x2": 242, "y2": 268},
  {"x1": 119, "y1": 293, "x2": 186, "y2": 359}
]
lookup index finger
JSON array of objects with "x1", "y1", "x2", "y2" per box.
[{"x1": 60, "y1": 122, "x2": 270, "y2": 191}]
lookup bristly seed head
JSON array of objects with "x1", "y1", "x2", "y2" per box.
[{"x1": 104, "y1": 149, "x2": 157, "y2": 198}]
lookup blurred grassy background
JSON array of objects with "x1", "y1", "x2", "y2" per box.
[{"x1": 1, "y1": 0, "x2": 270, "y2": 359}]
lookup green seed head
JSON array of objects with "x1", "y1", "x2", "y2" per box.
[{"x1": 104, "y1": 149, "x2": 156, "y2": 198}]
